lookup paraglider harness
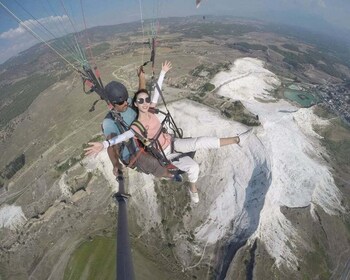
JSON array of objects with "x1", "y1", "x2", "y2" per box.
[
  {"x1": 80, "y1": 35, "x2": 194, "y2": 174},
  {"x1": 129, "y1": 82, "x2": 196, "y2": 173},
  {"x1": 134, "y1": 38, "x2": 195, "y2": 169},
  {"x1": 131, "y1": 108, "x2": 184, "y2": 171},
  {"x1": 102, "y1": 108, "x2": 164, "y2": 170},
  {"x1": 79, "y1": 65, "x2": 143, "y2": 168},
  {"x1": 79, "y1": 64, "x2": 156, "y2": 169},
  {"x1": 100, "y1": 107, "x2": 180, "y2": 173},
  {"x1": 100, "y1": 82, "x2": 195, "y2": 175}
]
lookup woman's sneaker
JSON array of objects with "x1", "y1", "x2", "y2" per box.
[{"x1": 189, "y1": 189, "x2": 199, "y2": 203}]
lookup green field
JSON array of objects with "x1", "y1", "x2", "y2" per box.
[
  {"x1": 63, "y1": 235, "x2": 176, "y2": 280},
  {"x1": 64, "y1": 236, "x2": 116, "y2": 280},
  {"x1": 0, "y1": 72, "x2": 71, "y2": 129}
]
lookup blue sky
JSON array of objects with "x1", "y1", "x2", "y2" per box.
[{"x1": 1, "y1": 0, "x2": 350, "y2": 64}]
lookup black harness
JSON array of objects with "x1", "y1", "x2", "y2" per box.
[
  {"x1": 104, "y1": 109, "x2": 174, "y2": 169},
  {"x1": 131, "y1": 109, "x2": 195, "y2": 170},
  {"x1": 132, "y1": 116, "x2": 171, "y2": 167}
]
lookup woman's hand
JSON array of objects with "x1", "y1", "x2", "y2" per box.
[
  {"x1": 137, "y1": 65, "x2": 145, "y2": 77},
  {"x1": 84, "y1": 142, "x2": 104, "y2": 157},
  {"x1": 137, "y1": 66, "x2": 146, "y2": 89},
  {"x1": 162, "y1": 60, "x2": 172, "y2": 73}
]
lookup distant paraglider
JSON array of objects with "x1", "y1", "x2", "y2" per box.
[{"x1": 196, "y1": 0, "x2": 202, "y2": 8}]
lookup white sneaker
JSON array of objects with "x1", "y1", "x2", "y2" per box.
[{"x1": 189, "y1": 190, "x2": 199, "y2": 203}]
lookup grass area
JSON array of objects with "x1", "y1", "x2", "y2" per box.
[
  {"x1": 322, "y1": 136, "x2": 350, "y2": 166},
  {"x1": 302, "y1": 237, "x2": 331, "y2": 280},
  {"x1": 177, "y1": 22, "x2": 258, "y2": 39},
  {"x1": 190, "y1": 62, "x2": 231, "y2": 78},
  {"x1": 221, "y1": 100, "x2": 260, "y2": 126},
  {"x1": 188, "y1": 94, "x2": 260, "y2": 126},
  {"x1": 313, "y1": 105, "x2": 336, "y2": 119},
  {"x1": 227, "y1": 42, "x2": 268, "y2": 52},
  {"x1": 281, "y1": 43, "x2": 300, "y2": 52},
  {"x1": 55, "y1": 157, "x2": 81, "y2": 173},
  {"x1": 92, "y1": 42, "x2": 111, "y2": 56},
  {"x1": 199, "y1": 82, "x2": 215, "y2": 93},
  {"x1": 81, "y1": 134, "x2": 105, "y2": 157},
  {"x1": 268, "y1": 45, "x2": 344, "y2": 78},
  {"x1": 264, "y1": 23, "x2": 350, "y2": 69},
  {"x1": 55, "y1": 134, "x2": 105, "y2": 174},
  {"x1": 0, "y1": 72, "x2": 71, "y2": 129},
  {"x1": 63, "y1": 236, "x2": 116, "y2": 280},
  {"x1": 63, "y1": 233, "x2": 182, "y2": 280},
  {"x1": 0, "y1": 154, "x2": 25, "y2": 180},
  {"x1": 314, "y1": 114, "x2": 350, "y2": 166}
]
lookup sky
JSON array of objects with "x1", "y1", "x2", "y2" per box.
[{"x1": 0, "y1": 0, "x2": 350, "y2": 64}]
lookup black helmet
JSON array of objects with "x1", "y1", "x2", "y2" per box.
[{"x1": 104, "y1": 81, "x2": 128, "y2": 104}]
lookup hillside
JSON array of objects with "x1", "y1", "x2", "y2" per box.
[{"x1": 0, "y1": 16, "x2": 349, "y2": 279}]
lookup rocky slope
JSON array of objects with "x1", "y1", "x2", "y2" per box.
[
  {"x1": 1, "y1": 18, "x2": 350, "y2": 279},
  {"x1": 84, "y1": 58, "x2": 349, "y2": 279}
]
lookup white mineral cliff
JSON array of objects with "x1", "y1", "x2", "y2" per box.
[
  {"x1": 82, "y1": 57, "x2": 344, "y2": 270},
  {"x1": 0, "y1": 204, "x2": 27, "y2": 230}
]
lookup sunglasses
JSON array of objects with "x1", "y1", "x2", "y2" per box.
[
  {"x1": 112, "y1": 100, "x2": 126, "y2": 106},
  {"x1": 136, "y1": 97, "x2": 150, "y2": 104}
]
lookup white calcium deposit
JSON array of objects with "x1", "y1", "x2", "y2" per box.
[
  {"x1": 0, "y1": 204, "x2": 27, "y2": 230},
  {"x1": 85, "y1": 57, "x2": 344, "y2": 269},
  {"x1": 203, "y1": 57, "x2": 344, "y2": 268},
  {"x1": 84, "y1": 151, "x2": 162, "y2": 232}
]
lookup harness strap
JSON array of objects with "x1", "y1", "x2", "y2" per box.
[
  {"x1": 127, "y1": 148, "x2": 145, "y2": 168},
  {"x1": 170, "y1": 134, "x2": 175, "y2": 153},
  {"x1": 141, "y1": 114, "x2": 172, "y2": 165},
  {"x1": 132, "y1": 120, "x2": 148, "y2": 138},
  {"x1": 154, "y1": 83, "x2": 183, "y2": 139},
  {"x1": 151, "y1": 115, "x2": 168, "y2": 143},
  {"x1": 132, "y1": 114, "x2": 166, "y2": 149},
  {"x1": 131, "y1": 118, "x2": 172, "y2": 166}
]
